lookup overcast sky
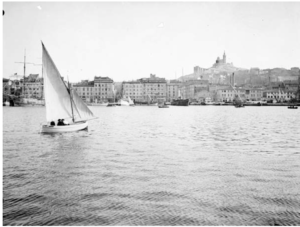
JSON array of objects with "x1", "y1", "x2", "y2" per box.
[{"x1": 2, "y1": 2, "x2": 300, "y2": 82}]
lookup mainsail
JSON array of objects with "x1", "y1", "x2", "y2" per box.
[{"x1": 42, "y1": 42, "x2": 95, "y2": 122}]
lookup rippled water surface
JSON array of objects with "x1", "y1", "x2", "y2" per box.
[{"x1": 3, "y1": 106, "x2": 300, "y2": 225}]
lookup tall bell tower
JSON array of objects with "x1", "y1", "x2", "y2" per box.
[{"x1": 223, "y1": 51, "x2": 226, "y2": 64}]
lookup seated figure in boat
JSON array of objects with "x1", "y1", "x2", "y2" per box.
[
  {"x1": 57, "y1": 119, "x2": 64, "y2": 126},
  {"x1": 63, "y1": 119, "x2": 69, "y2": 125},
  {"x1": 50, "y1": 121, "x2": 55, "y2": 126}
]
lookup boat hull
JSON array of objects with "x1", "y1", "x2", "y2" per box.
[
  {"x1": 87, "y1": 103, "x2": 108, "y2": 106},
  {"x1": 41, "y1": 121, "x2": 88, "y2": 133},
  {"x1": 171, "y1": 99, "x2": 189, "y2": 106}
]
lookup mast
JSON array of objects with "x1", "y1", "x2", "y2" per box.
[
  {"x1": 68, "y1": 79, "x2": 75, "y2": 123},
  {"x1": 41, "y1": 64, "x2": 44, "y2": 99},
  {"x1": 15, "y1": 49, "x2": 35, "y2": 99},
  {"x1": 23, "y1": 49, "x2": 26, "y2": 97}
]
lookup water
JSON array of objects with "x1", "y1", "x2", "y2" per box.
[{"x1": 3, "y1": 106, "x2": 300, "y2": 225}]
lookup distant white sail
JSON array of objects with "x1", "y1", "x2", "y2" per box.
[
  {"x1": 42, "y1": 43, "x2": 73, "y2": 122},
  {"x1": 71, "y1": 90, "x2": 95, "y2": 122},
  {"x1": 178, "y1": 90, "x2": 181, "y2": 98},
  {"x1": 128, "y1": 96, "x2": 134, "y2": 105}
]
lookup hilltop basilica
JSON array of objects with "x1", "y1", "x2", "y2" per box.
[{"x1": 213, "y1": 52, "x2": 232, "y2": 67}]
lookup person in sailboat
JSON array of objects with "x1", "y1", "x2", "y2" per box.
[
  {"x1": 62, "y1": 119, "x2": 69, "y2": 125},
  {"x1": 50, "y1": 121, "x2": 55, "y2": 126},
  {"x1": 57, "y1": 119, "x2": 64, "y2": 126}
]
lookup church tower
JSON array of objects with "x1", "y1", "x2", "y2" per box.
[{"x1": 223, "y1": 51, "x2": 226, "y2": 64}]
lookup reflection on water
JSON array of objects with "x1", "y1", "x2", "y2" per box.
[{"x1": 3, "y1": 106, "x2": 300, "y2": 225}]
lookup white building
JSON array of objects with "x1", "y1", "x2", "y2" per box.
[
  {"x1": 73, "y1": 76, "x2": 114, "y2": 103},
  {"x1": 123, "y1": 74, "x2": 167, "y2": 102}
]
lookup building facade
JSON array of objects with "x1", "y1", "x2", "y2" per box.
[
  {"x1": 22, "y1": 74, "x2": 44, "y2": 99},
  {"x1": 166, "y1": 80, "x2": 181, "y2": 102},
  {"x1": 73, "y1": 76, "x2": 114, "y2": 103},
  {"x1": 122, "y1": 81, "x2": 143, "y2": 101},
  {"x1": 263, "y1": 89, "x2": 295, "y2": 102},
  {"x1": 123, "y1": 74, "x2": 167, "y2": 102},
  {"x1": 215, "y1": 87, "x2": 246, "y2": 102},
  {"x1": 179, "y1": 80, "x2": 209, "y2": 101}
]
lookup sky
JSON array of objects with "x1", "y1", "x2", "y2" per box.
[{"x1": 2, "y1": 2, "x2": 300, "y2": 82}]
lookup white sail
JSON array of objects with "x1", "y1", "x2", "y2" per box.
[
  {"x1": 42, "y1": 42, "x2": 95, "y2": 123},
  {"x1": 42, "y1": 43, "x2": 73, "y2": 122},
  {"x1": 71, "y1": 90, "x2": 95, "y2": 121},
  {"x1": 128, "y1": 96, "x2": 134, "y2": 105},
  {"x1": 178, "y1": 89, "x2": 181, "y2": 98}
]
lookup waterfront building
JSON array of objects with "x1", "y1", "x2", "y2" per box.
[
  {"x1": 263, "y1": 89, "x2": 295, "y2": 102},
  {"x1": 21, "y1": 74, "x2": 44, "y2": 99},
  {"x1": 166, "y1": 80, "x2": 181, "y2": 102},
  {"x1": 215, "y1": 86, "x2": 246, "y2": 102},
  {"x1": 244, "y1": 88, "x2": 263, "y2": 101},
  {"x1": 122, "y1": 81, "x2": 143, "y2": 101},
  {"x1": 123, "y1": 74, "x2": 167, "y2": 102},
  {"x1": 179, "y1": 80, "x2": 209, "y2": 101},
  {"x1": 3, "y1": 74, "x2": 44, "y2": 102},
  {"x1": 73, "y1": 76, "x2": 114, "y2": 103},
  {"x1": 3, "y1": 78, "x2": 11, "y2": 95},
  {"x1": 283, "y1": 80, "x2": 299, "y2": 92}
]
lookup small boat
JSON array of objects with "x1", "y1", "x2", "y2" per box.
[
  {"x1": 40, "y1": 42, "x2": 96, "y2": 133},
  {"x1": 288, "y1": 106, "x2": 298, "y2": 109},
  {"x1": 204, "y1": 101, "x2": 215, "y2": 105},
  {"x1": 107, "y1": 103, "x2": 117, "y2": 107},
  {"x1": 118, "y1": 98, "x2": 130, "y2": 106},
  {"x1": 158, "y1": 104, "x2": 169, "y2": 108},
  {"x1": 87, "y1": 102, "x2": 108, "y2": 106},
  {"x1": 235, "y1": 104, "x2": 245, "y2": 108}
]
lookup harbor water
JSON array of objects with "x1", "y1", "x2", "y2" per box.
[{"x1": 3, "y1": 106, "x2": 300, "y2": 225}]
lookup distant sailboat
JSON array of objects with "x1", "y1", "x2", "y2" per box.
[
  {"x1": 118, "y1": 98, "x2": 130, "y2": 106},
  {"x1": 128, "y1": 96, "x2": 135, "y2": 106},
  {"x1": 40, "y1": 42, "x2": 96, "y2": 133}
]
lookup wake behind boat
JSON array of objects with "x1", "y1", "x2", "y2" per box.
[{"x1": 40, "y1": 42, "x2": 96, "y2": 133}]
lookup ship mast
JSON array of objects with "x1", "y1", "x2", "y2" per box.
[
  {"x1": 15, "y1": 49, "x2": 35, "y2": 98},
  {"x1": 67, "y1": 76, "x2": 75, "y2": 123}
]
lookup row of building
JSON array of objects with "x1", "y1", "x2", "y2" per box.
[
  {"x1": 4, "y1": 51, "x2": 299, "y2": 103},
  {"x1": 4, "y1": 71, "x2": 300, "y2": 104},
  {"x1": 3, "y1": 74, "x2": 43, "y2": 99},
  {"x1": 72, "y1": 73, "x2": 299, "y2": 103}
]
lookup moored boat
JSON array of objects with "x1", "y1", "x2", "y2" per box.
[
  {"x1": 171, "y1": 99, "x2": 189, "y2": 106},
  {"x1": 107, "y1": 103, "x2": 117, "y2": 107},
  {"x1": 117, "y1": 99, "x2": 130, "y2": 106},
  {"x1": 235, "y1": 104, "x2": 245, "y2": 108},
  {"x1": 158, "y1": 104, "x2": 169, "y2": 108},
  {"x1": 87, "y1": 102, "x2": 108, "y2": 106}
]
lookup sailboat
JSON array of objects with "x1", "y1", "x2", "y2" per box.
[
  {"x1": 118, "y1": 95, "x2": 130, "y2": 106},
  {"x1": 128, "y1": 96, "x2": 135, "y2": 106},
  {"x1": 40, "y1": 42, "x2": 96, "y2": 133}
]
